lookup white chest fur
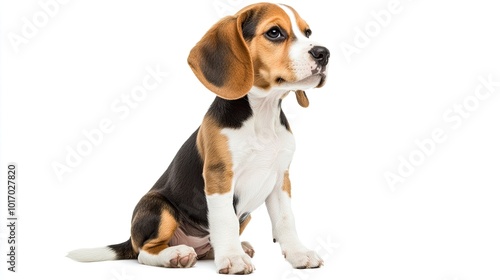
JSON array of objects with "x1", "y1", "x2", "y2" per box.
[{"x1": 221, "y1": 92, "x2": 295, "y2": 218}]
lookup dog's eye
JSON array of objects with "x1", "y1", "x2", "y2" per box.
[
  {"x1": 265, "y1": 27, "x2": 285, "y2": 42},
  {"x1": 305, "y1": 29, "x2": 312, "y2": 38}
]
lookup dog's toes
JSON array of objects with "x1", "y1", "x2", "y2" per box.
[
  {"x1": 218, "y1": 267, "x2": 229, "y2": 274},
  {"x1": 285, "y1": 249, "x2": 323, "y2": 269},
  {"x1": 216, "y1": 253, "x2": 254, "y2": 274},
  {"x1": 163, "y1": 245, "x2": 197, "y2": 268},
  {"x1": 170, "y1": 252, "x2": 197, "y2": 268},
  {"x1": 179, "y1": 254, "x2": 197, "y2": 267}
]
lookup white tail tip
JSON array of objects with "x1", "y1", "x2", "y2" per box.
[{"x1": 67, "y1": 247, "x2": 117, "y2": 262}]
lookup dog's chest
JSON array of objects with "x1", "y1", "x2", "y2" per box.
[{"x1": 222, "y1": 115, "x2": 295, "y2": 216}]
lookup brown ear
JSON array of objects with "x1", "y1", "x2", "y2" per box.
[
  {"x1": 295, "y1": 90, "x2": 309, "y2": 108},
  {"x1": 187, "y1": 14, "x2": 253, "y2": 100}
]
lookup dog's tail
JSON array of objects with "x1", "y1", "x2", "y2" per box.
[{"x1": 67, "y1": 238, "x2": 137, "y2": 262}]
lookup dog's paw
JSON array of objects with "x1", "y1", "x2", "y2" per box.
[
  {"x1": 216, "y1": 252, "x2": 254, "y2": 274},
  {"x1": 284, "y1": 249, "x2": 323, "y2": 269},
  {"x1": 241, "y1": 241, "x2": 255, "y2": 258},
  {"x1": 161, "y1": 245, "x2": 197, "y2": 268}
]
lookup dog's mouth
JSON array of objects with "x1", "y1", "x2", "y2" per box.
[
  {"x1": 313, "y1": 63, "x2": 328, "y2": 88},
  {"x1": 296, "y1": 73, "x2": 326, "y2": 88},
  {"x1": 316, "y1": 73, "x2": 326, "y2": 88},
  {"x1": 276, "y1": 73, "x2": 326, "y2": 87}
]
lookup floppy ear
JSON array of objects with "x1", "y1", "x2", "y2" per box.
[
  {"x1": 187, "y1": 14, "x2": 254, "y2": 100},
  {"x1": 295, "y1": 90, "x2": 309, "y2": 108}
]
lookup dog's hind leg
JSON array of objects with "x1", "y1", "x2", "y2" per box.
[{"x1": 131, "y1": 192, "x2": 197, "y2": 268}]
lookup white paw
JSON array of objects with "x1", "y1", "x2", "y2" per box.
[
  {"x1": 216, "y1": 252, "x2": 254, "y2": 274},
  {"x1": 160, "y1": 245, "x2": 197, "y2": 268},
  {"x1": 284, "y1": 249, "x2": 323, "y2": 269}
]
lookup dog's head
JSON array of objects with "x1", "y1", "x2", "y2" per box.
[{"x1": 188, "y1": 2, "x2": 329, "y2": 107}]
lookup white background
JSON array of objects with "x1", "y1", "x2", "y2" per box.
[{"x1": 1, "y1": 0, "x2": 500, "y2": 279}]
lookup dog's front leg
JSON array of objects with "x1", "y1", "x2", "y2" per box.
[
  {"x1": 204, "y1": 170, "x2": 254, "y2": 274},
  {"x1": 199, "y1": 118, "x2": 254, "y2": 274},
  {"x1": 266, "y1": 171, "x2": 324, "y2": 269}
]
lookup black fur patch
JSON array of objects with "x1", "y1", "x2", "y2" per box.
[
  {"x1": 279, "y1": 100, "x2": 291, "y2": 131},
  {"x1": 199, "y1": 30, "x2": 232, "y2": 87},
  {"x1": 147, "y1": 129, "x2": 209, "y2": 237},
  {"x1": 242, "y1": 9, "x2": 264, "y2": 41},
  {"x1": 280, "y1": 109, "x2": 290, "y2": 131},
  {"x1": 109, "y1": 239, "x2": 137, "y2": 260},
  {"x1": 239, "y1": 212, "x2": 250, "y2": 224},
  {"x1": 233, "y1": 196, "x2": 239, "y2": 213},
  {"x1": 207, "y1": 96, "x2": 253, "y2": 129}
]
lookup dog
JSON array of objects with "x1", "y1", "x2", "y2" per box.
[{"x1": 68, "y1": 2, "x2": 329, "y2": 274}]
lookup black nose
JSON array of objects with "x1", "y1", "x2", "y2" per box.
[{"x1": 309, "y1": 46, "x2": 330, "y2": 67}]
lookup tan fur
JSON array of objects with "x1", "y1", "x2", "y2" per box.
[
  {"x1": 239, "y1": 215, "x2": 252, "y2": 235},
  {"x1": 197, "y1": 116, "x2": 234, "y2": 195},
  {"x1": 282, "y1": 171, "x2": 292, "y2": 197},
  {"x1": 283, "y1": 5, "x2": 311, "y2": 35},
  {"x1": 295, "y1": 90, "x2": 309, "y2": 108},
  {"x1": 187, "y1": 13, "x2": 254, "y2": 100},
  {"x1": 246, "y1": 4, "x2": 299, "y2": 89},
  {"x1": 140, "y1": 210, "x2": 179, "y2": 255}
]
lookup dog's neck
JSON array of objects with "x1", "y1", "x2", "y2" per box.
[{"x1": 247, "y1": 87, "x2": 289, "y2": 132}]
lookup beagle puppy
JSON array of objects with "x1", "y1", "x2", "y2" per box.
[{"x1": 68, "y1": 2, "x2": 329, "y2": 274}]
